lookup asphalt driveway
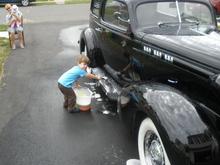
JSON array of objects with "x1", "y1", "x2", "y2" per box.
[{"x1": 0, "y1": 4, "x2": 138, "y2": 165}]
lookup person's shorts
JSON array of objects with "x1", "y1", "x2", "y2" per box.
[{"x1": 8, "y1": 26, "x2": 23, "y2": 33}]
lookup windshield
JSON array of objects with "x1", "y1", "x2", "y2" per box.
[{"x1": 136, "y1": 1, "x2": 214, "y2": 34}]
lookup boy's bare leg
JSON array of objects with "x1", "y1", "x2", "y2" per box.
[
  {"x1": 10, "y1": 33, "x2": 16, "y2": 49},
  {"x1": 18, "y1": 32, "x2": 24, "y2": 48}
]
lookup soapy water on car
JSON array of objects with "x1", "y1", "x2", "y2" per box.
[
  {"x1": 73, "y1": 80, "x2": 114, "y2": 115},
  {"x1": 81, "y1": 79, "x2": 131, "y2": 116},
  {"x1": 75, "y1": 74, "x2": 131, "y2": 118},
  {"x1": 102, "y1": 76, "x2": 108, "y2": 80}
]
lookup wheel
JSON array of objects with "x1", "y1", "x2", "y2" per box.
[
  {"x1": 83, "y1": 44, "x2": 88, "y2": 56},
  {"x1": 21, "y1": 0, "x2": 30, "y2": 6},
  {"x1": 83, "y1": 44, "x2": 95, "y2": 67},
  {"x1": 83, "y1": 44, "x2": 105, "y2": 68},
  {"x1": 138, "y1": 118, "x2": 171, "y2": 165}
]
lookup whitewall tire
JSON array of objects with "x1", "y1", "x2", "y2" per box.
[
  {"x1": 83, "y1": 45, "x2": 88, "y2": 56},
  {"x1": 138, "y1": 118, "x2": 171, "y2": 165},
  {"x1": 21, "y1": 0, "x2": 29, "y2": 6}
]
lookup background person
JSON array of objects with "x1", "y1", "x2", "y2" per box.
[{"x1": 5, "y1": 4, "x2": 24, "y2": 49}]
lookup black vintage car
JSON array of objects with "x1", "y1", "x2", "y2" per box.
[{"x1": 79, "y1": 0, "x2": 220, "y2": 164}]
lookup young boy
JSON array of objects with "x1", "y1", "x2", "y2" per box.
[{"x1": 58, "y1": 55, "x2": 101, "y2": 113}]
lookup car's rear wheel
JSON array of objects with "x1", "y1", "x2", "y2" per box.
[
  {"x1": 21, "y1": 0, "x2": 30, "y2": 6},
  {"x1": 138, "y1": 118, "x2": 170, "y2": 165}
]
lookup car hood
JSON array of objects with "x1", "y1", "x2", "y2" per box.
[{"x1": 139, "y1": 30, "x2": 220, "y2": 72}]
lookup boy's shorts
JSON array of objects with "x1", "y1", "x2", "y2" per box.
[{"x1": 8, "y1": 26, "x2": 23, "y2": 33}]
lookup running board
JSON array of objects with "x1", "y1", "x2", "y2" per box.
[{"x1": 92, "y1": 67, "x2": 122, "y2": 101}]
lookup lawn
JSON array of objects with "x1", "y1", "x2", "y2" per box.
[
  {"x1": 34, "y1": 0, "x2": 90, "y2": 5},
  {"x1": 0, "y1": 25, "x2": 10, "y2": 83},
  {"x1": 0, "y1": 25, "x2": 7, "y2": 31},
  {"x1": 65, "y1": 0, "x2": 90, "y2": 4}
]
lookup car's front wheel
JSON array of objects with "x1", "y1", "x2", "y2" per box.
[
  {"x1": 138, "y1": 118, "x2": 171, "y2": 165},
  {"x1": 83, "y1": 44, "x2": 96, "y2": 67},
  {"x1": 21, "y1": 0, "x2": 30, "y2": 6},
  {"x1": 82, "y1": 44, "x2": 88, "y2": 57},
  {"x1": 82, "y1": 44, "x2": 105, "y2": 68}
]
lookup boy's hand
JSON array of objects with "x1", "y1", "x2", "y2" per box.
[
  {"x1": 86, "y1": 67, "x2": 92, "y2": 74},
  {"x1": 74, "y1": 83, "x2": 81, "y2": 88},
  {"x1": 97, "y1": 75, "x2": 102, "y2": 80}
]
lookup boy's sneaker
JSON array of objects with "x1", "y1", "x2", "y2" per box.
[{"x1": 68, "y1": 108, "x2": 80, "y2": 113}]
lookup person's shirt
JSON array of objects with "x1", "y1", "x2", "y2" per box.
[
  {"x1": 58, "y1": 66, "x2": 87, "y2": 88},
  {"x1": 6, "y1": 10, "x2": 22, "y2": 28}
]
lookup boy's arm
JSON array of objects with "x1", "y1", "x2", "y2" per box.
[
  {"x1": 86, "y1": 73, "x2": 101, "y2": 80},
  {"x1": 11, "y1": 13, "x2": 21, "y2": 22},
  {"x1": 6, "y1": 15, "x2": 14, "y2": 26}
]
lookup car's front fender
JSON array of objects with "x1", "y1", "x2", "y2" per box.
[
  {"x1": 80, "y1": 27, "x2": 100, "y2": 54},
  {"x1": 80, "y1": 27, "x2": 105, "y2": 67},
  {"x1": 128, "y1": 83, "x2": 220, "y2": 164}
]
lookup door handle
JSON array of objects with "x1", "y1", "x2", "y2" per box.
[{"x1": 95, "y1": 27, "x2": 103, "y2": 32}]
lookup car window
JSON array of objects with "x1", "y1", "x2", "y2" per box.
[
  {"x1": 91, "y1": 0, "x2": 102, "y2": 16},
  {"x1": 136, "y1": 2, "x2": 177, "y2": 27},
  {"x1": 179, "y1": 2, "x2": 212, "y2": 24},
  {"x1": 136, "y1": 2, "x2": 213, "y2": 28},
  {"x1": 103, "y1": 0, "x2": 129, "y2": 30}
]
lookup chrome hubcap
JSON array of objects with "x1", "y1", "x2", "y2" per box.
[
  {"x1": 144, "y1": 131, "x2": 165, "y2": 165},
  {"x1": 22, "y1": 0, "x2": 29, "y2": 6}
]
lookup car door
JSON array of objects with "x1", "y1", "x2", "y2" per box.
[{"x1": 98, "y1": 0, "x2": 130, "y2": 71}]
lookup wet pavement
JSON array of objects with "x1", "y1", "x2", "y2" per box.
[{"x1": 0, "y1": 5, "x2": 138, "y2": 165}]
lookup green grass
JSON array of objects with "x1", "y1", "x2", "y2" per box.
[
  {"x1": 34, "y1": 0, "x2": 90, "y2": 5},
  {"x1": 0, "y1": 25, "x2": 7, "y2": 32},
  {"x1": 65, "y1": 0, "x2": 90, "y2": 4},
  {"x1": 0, "y1": 38, "x2": 10, "y2": 82},
  {"x1": 0, "y1": 25, "x2": 10, "y2": 83},
  {"x1": 33, "y1": 0, "x2": 55, "y2": 5}
]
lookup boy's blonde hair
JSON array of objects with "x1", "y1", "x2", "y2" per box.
[{"x1": 78, "y1": 55, "x2": 90, "y2": 64}]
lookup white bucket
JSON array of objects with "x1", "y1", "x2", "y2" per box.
[{"x1": 74, "y1": 87, "x2": 93, "y2": 111}]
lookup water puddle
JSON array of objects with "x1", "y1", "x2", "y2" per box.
[
  {"x1": 58, "y1": 24, "x2": 88, "y2": 56},
  {"x1": 59, "y1": 24, "x2": 88, "y2": 47}
]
